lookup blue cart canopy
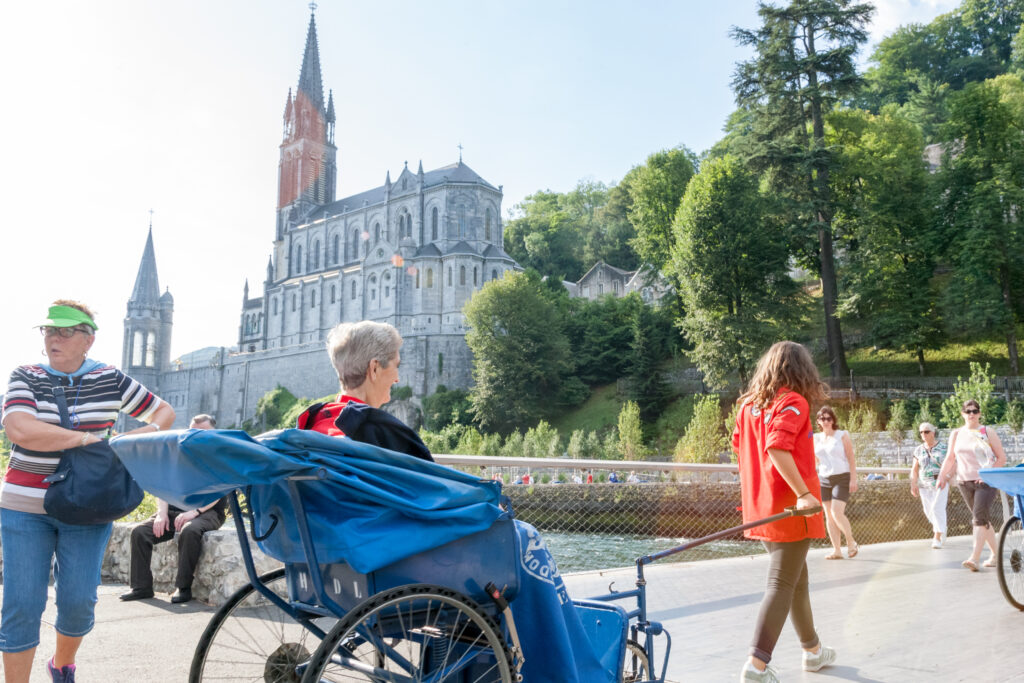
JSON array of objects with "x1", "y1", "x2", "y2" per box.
[{"x1": 110, "y1": 428, "x2": 505, "y2": 573}]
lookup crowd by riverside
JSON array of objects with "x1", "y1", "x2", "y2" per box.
[{"x1": 1, "y1": 301, "x2": 1020, "y2": 683}]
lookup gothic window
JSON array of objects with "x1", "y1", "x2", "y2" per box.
[
  {"x1": 598, "y1": 284, "x2": 603, "y2": 295},
  {"x1": 398, "y1": 215, "x2": 404, "y2": 237},
  {"x1": 448, "y1": 267, "x2": 452, "y2": 286},
  {"x1": 431, "y1": 207, "x2": 438, "y2": 240},
  {"x1": 427, "y1": 268, "x2": 434, "y2": 288},
  {"x1": 485, "y1": 209, "x2": 492, "y2": 241},
  {"x1": 369, "y1": 275, "x2": 378, "y2": 302},
  {"x1": 313, "y1": 240, "x2": 320, "y2": 269},
  {"x1": 351, "y1": 229, "x2": 359, "y2": 260},
  {"x1": 333, "y1": 235, "x2": 340, "y2": 264},
  {"x1": 311, "y1": 290, "x2": 317, "y2": 308},
  {"x1": 374, "y1": 223, "x2": 381, "y2": 242},
  {"x1": 258, "y1": 313, "x2": 263, "y2": 332},
  {"x1": 458, "y1": 208, "x2": 466, "y2": 237},
  {"x1": 415, "y1": 271, "x2": 420, "y2": 288},
  {"x1": 473, "y1": 267, "x2": 478, "y2": 286},
  {"x1": 331, "y1": 285, "x2": 336, "y2": 303},
  {"x1": 491, "y1": 269, "x2": 498, "y2": 281},
  {"x1": 132, "y1": 330, "x2": 143, "y2": 366},
  {"x1": 292, "y1": 294, "x2": 296, "y2": 312},
  {"x1": 351, "y1": 280, "x2": 357, "y2": 299},
  {"x1": 459, "y1": 266, "x2": 466, "y2": 286},
  {"x1": 295, "y1": 246, "x2": 302, "y2": 274},
  {"x1": 402, "y1": 177, "x2": 408, "y2": 190},
  {"x1": 383, "y1": 273, "x2": 391, "y2": 299},
  {"x1": 146, "y1": 331, "x2": 156, "y2": 368},
  {"x1": 272, "y1": 297, "x2": 278, "y2": 315}
]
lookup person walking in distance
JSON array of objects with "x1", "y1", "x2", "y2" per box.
[{"x1": 813, "y1": 406, "x2": 858, "y2": 559}]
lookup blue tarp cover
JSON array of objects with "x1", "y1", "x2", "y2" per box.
[{"x1": 110, "y1": 429, "x2": 505, "y2": 573}]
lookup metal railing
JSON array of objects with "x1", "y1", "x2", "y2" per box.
[{"x1": 435, "y1": 455, "x2": 1010, "y2": 572}]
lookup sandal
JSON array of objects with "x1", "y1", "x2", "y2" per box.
[
  {"x1": 983, "y1": 557, "x2": 997, "y2": 568},
  {"x1": 847, "y1": 544, "x2": 859, "y2": 559},
  {"x1": 825, "y1": 552, "x2": 843, "y2": 560},
  {"x1": 962, "y1": 559, "x2": 979, "y2": 572}
]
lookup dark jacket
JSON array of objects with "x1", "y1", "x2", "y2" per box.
[{"x1": 297, "y1": 400, "x2": 433, "y2": 462}]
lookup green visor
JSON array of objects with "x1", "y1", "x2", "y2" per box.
[{"x1": 38, "y1": 305, "x2": 98, "y2": 330}]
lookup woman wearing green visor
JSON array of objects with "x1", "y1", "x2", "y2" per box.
[{"x1": 0, "y1": 300, "x2": 175, "y2": 683}]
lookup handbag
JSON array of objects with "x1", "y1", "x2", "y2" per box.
[{"x1": 42, "y1": 375, "x2": 145, "y2": 525}]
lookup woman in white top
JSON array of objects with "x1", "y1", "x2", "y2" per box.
[
  {"x1": 938, "y1": 399, "x2": 1007, "y2": 572},
  {"x1": 813, "y1": 406, "x2": 858, "y2": 559},
  {"x1": 910, "y1": 422, "x2": 947, "y2": 548}
]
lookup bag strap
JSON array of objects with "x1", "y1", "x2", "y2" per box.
[{"x1": 47, "y1": 375, "x2": 72, "y2": 430}]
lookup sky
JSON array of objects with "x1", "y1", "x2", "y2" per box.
[{"x1": 0, "y1": 0, "x2": 960, "y2": 380}]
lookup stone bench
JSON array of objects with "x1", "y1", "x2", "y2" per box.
[{"x1": 101, "y1": 522, "x2": 282, "y2": 606}]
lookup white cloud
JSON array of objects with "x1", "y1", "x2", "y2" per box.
[{"x1": 868, "y1": 0, "x2": 961, "y2": 45}]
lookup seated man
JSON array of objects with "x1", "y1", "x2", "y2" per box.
[{"x1": 120, "y1": 414, "x2": 228, "y2": 604}]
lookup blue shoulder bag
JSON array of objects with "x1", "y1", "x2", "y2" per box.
[{"x1": 42, "y1": 375, "x2": 144, "y2": 524}]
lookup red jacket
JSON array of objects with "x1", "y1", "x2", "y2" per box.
[{"x1": 731, "y1": 389, "x2": 825, "y2": 542}]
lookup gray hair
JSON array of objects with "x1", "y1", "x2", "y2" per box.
[
  {"x1": 919, "y1": 422, "x2": 937, "y2": 434},
  {"x1": 191, "y1": 414, "x2": 216, "y2": 428},
  {"x1": 326, "y1": 321, "x2": 402, "y2": 390}
]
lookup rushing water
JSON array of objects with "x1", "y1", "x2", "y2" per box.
[{"x1": 542, "y1": 530, "x2": 763, "y2": 573}]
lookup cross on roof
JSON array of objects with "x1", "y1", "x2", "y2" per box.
[
  {"x1": 148, "y1": 208, "x2": 154, "y2": 228},
  {"x1": 309, "y1": 2, "x2": 318, "y2": 12},
  {"x1": 457, "y1": 142, "x2": 463, "y2": 162}
]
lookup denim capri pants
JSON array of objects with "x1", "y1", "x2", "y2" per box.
[{"x1": 0, "y1": 508, "x2": 113, "y2": 653}]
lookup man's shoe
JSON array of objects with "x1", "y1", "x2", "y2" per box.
[
  {"x1": 47, "y1": 657, "x2": 76, "y2": 683},
  {"x1": 119, "y1": 588, "x2": 154, "y2": 601},
  {"x1": 803, "y1": 645, "x2": 837, "y2": 672},
  {"x1": 740, "y1": 661, "x2": 779, "y2": 682},
  {"x1": 171, "y1": 587, "x2": 193, "y2": 604}
]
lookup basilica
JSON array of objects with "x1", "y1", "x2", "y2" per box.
[{"x1": 121, "y1": 10, "x2": 519, "y2": 428}]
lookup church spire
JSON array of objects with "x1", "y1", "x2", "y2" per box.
[
  {"x1": 297, "y1": 10, "x2": 325, "y2": 111},
  {"x1": 129, "y1": 226, "x2": 161, "y2": 306}
]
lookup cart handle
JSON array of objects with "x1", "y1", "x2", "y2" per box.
[{"x1": 637, "y1": 505, "x2": 822, "y2": 566}]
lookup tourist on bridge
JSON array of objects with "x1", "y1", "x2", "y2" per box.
[
  {"x1": 939, "y1": 399, "x2": 1007, "y2": 572},
  {"x1": 0, "y1": 300, "x2": 175, "y2": 683},
  {"x1": 813, "y1": 406, "x2": 859, "y2": 559},
  {"x1": 732, "y1": 341, "x2": 834, "y2": 682},
  {"x1": 910, "y1": 422, "x2": 948, "y2": 548}
]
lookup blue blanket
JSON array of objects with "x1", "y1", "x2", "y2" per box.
[{"x1": 111, "y1": 428, "x2": 617, "y2": 682}]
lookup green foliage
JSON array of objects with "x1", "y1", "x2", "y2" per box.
[
  {"x1": 888, "y1": 400, "x2": 913, "y2": 463},
  {"x1": 421, "y1": 385, "x2": 473, "y2": 432},
  {"x1": 0, "y1": 430, "x2": 10, "y2": 474},
  {"x1": 523, "y1": 421, "x2": 561, "y2": 459},
  {"x1": 454, "y1": 426, "x2": 485, "y2": 455},
  {"x1": 567, "y1": 429, "x2": 586, "y2": 460},
  {"x1": 564, "y1": 295, "x2": 642, "y2": 387},
  {"x1": 253, "y1": 385, "x2": 300, "y2": 431},
  {"x1": 627, "y1": 146, "x2": 698, "y2": 269},
  {"x1": 500, "y1": 430, "x2": 524, "y2": 458},
  {"x1": 627, "y1": 302, "x2": 673, "y2": 420},
  {"x1": 724, "y1": 402, "x2": 741, "y2": 462},
  {"x1": 464, "y1": 271, "x2": 580, "y2": 433},
  {"x1": 913, "y1": 399, "x2": 935, "y2": 441},
  {"x1": 391, "y1": 385, "x2": 413, "y2": 401},
  {"x1": 617, "y1": 401, "x2": 647, "y2": 460},
  {"x1": 847, "y1": 403, "x2": 882, "y2": 467},
  {"x1": 936, "y1": 75, "x2": 1024, "y2": 372},
  {"x1": 602, "y1": 430, "x2": 620, "y2": 460},
  {"x1": 651, "y1": 396, "x2": 697, "y2": 456},
  {"x1": 1007, "y1": 400, "x2": 1024, "y2": 432},
  {"x1": 940, "y1": 362, "x2": 997, "y2": 428},
  {"x1": 673, "y1": 394, "x2": 727, "y2": 464},
  {"x1": 669, "y1": 155, "x2": 798, "y2": 387}
]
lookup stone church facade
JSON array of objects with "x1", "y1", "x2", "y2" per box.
[{"x1": 122, "y1": 11, "x2": 519, "y2": 429}]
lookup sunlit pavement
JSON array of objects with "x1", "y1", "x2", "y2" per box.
[{"x1": 2, "y1": 534, "x2": 1021, "y2": 681}]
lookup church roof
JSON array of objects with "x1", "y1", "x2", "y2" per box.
[
  {"x1": 414, "y1": 243, "x2": 442, "y2": 257},
  {"x1": 297, "y1": 12, "x2": 325, "y2": 111},
  {"x1": 481, "y1": 243, "x2": 514, "y2": 260},
  {"x1": 305, "y1": 161, "x2": 497, "y2": 222},
  {"x1": 129, "y1": 228, "x2": 161, "y2": 306},
  {"x1": 445, "y1": 240, "x2": 478, "y2": 256}
]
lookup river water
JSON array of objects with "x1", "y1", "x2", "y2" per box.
[{"x1": 542, "y1": 530, "x2": 764, "y2": 573}]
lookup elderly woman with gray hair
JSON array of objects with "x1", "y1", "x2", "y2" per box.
[
  {"x1": 296, "y1": 321, "x2": 432, "y2": 461},
  {"x1": 910, "y1": 422, "x2": 948, "y2": 549}
]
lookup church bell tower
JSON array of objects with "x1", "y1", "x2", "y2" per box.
[{"x1": 123, "y1": 222, "x2": 173, "y2": 393}]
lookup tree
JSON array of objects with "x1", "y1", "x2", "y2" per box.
[
  {"x1": 564, "y1": 294, "x2": 638, "y2": 386},
  {"x1": 913, "y1": 398, "x2": 935, "y2": 440},
  {"x1": 252, "y1": 385, "x2": 299, "y2": 431},
  {"x1": 673, "y1": 394, "x2": 728, "y2": 464},
  {"x1": 936, "y1": 76, "x2": 1024, "y2": 373},
  {"x1": 617, "y1": 401, "x2": 647, "y2": 460},
  {"x1": 627, "y1": 301, "x2": 673, "y2": 421},
  {"x1": 421, "y1": 385, "x2": 473, "y2": 431},
  {"x1": 940, "y1": 362, "x2": 998, "y2": 428},
  {"x1": 627, "y1": 146, "x2": 698, "y2": 269},
  {"x1": 669, "y1": 155, "x2": 799, "y2": 387},
  {"x1": 887, "y1": 400, "x2": 913, "y2": 465},
  {"x1": 731, "y1": 0, "x2": 874, "y2": 378},
  {"x1": 828, "y1": 107, "x2": 942, "y2": 374},
  {"x1": 464, "y1": 271, "x2": 579, "y2": 433}
]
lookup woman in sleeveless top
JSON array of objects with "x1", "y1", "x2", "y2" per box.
[
  {"x1": 938, "y1": 399, "x2": 1006, "y2": 571},
  {"x1": 813, "y1": 406, "x2": 858, "y2": 559}
]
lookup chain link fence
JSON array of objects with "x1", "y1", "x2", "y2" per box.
[{"x1": 436, "y1": 456, "x2": 1012, "y2": 573}]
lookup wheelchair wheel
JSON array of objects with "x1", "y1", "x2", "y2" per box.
[
  {"x1": 301, "y1": 583, "x2": 513, "y2": 683},
  {"x1": 190, "y1": 568, "x2": 334, "y2": 682},
  {"x1": 998, "y1": 516, "x2": 1024, "y2": 611},
  {"x1": 623, "y1": 638, "x2": 651, "y2": 682}
]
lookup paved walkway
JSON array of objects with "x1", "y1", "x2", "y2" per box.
[{"x1": 2, "y1": 535, "x2": 1021, "y2": 681}]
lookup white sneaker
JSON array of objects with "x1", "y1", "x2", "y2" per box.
[
  {"x1": 803, "y1": 645, "x2": 837, "y2": 672},
  {"x1": 741, "y1": 661, "x2": 780, "y2": 682},
  {"x1": 932, "y1": 537, "x2": 943, "y2": 549}
]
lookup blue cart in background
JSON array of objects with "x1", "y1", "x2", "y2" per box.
[{"x1": 980, "y1": 463, "x2": 1024, "y2": 611}]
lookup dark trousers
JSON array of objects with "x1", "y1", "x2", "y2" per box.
[
  {"x1": 750, "y1": 539, "x2": 820, "y2": 664},
  {"x1": 129, "y1": 508, "x2": 225, "y2": 590}
]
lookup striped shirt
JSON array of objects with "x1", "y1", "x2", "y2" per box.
[{"x1": 1, "y1": 364, "x2": 162, "y2": 514}]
